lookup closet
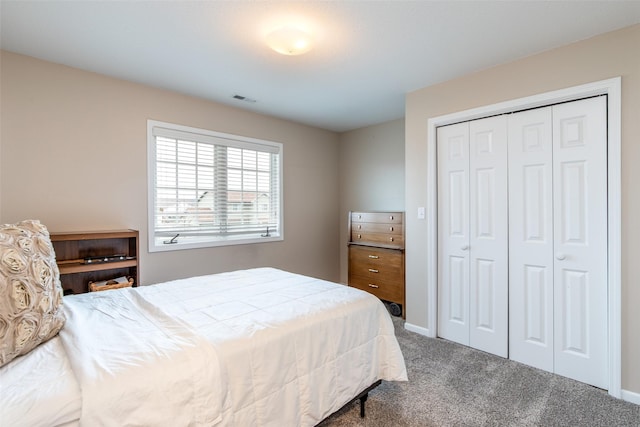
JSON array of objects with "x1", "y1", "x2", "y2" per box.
[{"x1": 437, "y1": 96, "x2": 608, "y2": 389}]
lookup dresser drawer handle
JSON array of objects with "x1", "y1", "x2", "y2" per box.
[
  {"x1": 357, "y1": 234, "x2": 361, "y2": 239},
  {"x1": 357, "y1": 225, "x2": 362, "y2": 229},
  {"x1": 389, "y1": 237, "x2": 394, "y2": 242},
  {"x1": 368, "y1": 268, "x2": 379, "y2": 273},
  {"x1": 389, "y1": 215, "x2": 394, "y2": 220},
  {"x1": 368, "y1": 284, "x2": 379, "y2": 289},
  {"x1": 389, "y1": 226, "x2": 394, "y2": 231},
  {"x1": 368, "y1": 255, "x2": 379, "y2": 259}
]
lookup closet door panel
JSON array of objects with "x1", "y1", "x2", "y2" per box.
[
  {"x1": 447, "y1": 256, "x2": 467, "y2": 323},
  {"x1": 437, "y1": 123, "x2": 470, "y2": 345},
  {"x1": 553, "y1": 96, "x2": 608, "y2": 389},
  {"x1": 469, "y1": 116, "x2": 508, "y2": 357},
  {"x1": 508, "y1": 107, "x2": 554, "y2": 371}
]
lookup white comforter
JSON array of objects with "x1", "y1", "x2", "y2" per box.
[
  {"x1": 1, "y1": 268, "x2": 407, "y2": 426},
  {"x1": 59, "y1": 288, "x2": 223, "y2": 426},
  {"x1": 0, "y1": 336, "x2": 81, "y2": 427}
]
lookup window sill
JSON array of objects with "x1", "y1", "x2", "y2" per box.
[{"x1": 149, "y1": 234, "x2": 283, "y2": 252}]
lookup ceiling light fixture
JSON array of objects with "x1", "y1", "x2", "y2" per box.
[{"x1": 266, "y1": 25, "x2": 313, "y2": 56}]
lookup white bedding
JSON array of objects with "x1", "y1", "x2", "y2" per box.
[
  {"x1": 0, "y1": 267, "x2": 407, "y2": 426},
  {"x1": 0, "y1": 336, "x2": 81, "y2": 427},
  {"x1": 60, "y1": 288, "x2": 224, "y2": 427}
]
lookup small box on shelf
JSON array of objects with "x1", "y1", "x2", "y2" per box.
[{"x1": 88, "y1": 276, "x2": 134, "y2": 292}]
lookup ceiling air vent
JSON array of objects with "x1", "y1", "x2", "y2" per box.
[{"x1": 232, "y1": 94, "x2": 257, "y2": 103}]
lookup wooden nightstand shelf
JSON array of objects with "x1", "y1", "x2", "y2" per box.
[
  {"x1": 50, "y1": 229, "x2": 139, "y2": 295},
  {"x1": 348, "y1": 211, "x2": 405, "y2": 317}
]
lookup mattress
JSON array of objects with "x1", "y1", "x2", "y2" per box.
[{"x1": 0, "y1": 267, "x2": 407, "y2": 426}]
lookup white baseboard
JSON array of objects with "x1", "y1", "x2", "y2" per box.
[
  {"x1": 621, "y1": 389, "x2": 640, "y2": 405},
  {"x1": 404, "y1": 322, "x2": 433, "y2": 337}
]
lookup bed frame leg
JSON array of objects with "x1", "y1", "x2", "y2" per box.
[
  {"x1": 356, "y1": 379, "x2": 380, "y2": 418},
  {"x1": 322, "y1": 380, "x2": 381, "y2": 423},
  {"x1": 359, "y1": 392, "x2": 368, "y2": 418}
]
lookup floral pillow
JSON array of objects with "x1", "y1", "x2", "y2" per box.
[{"x1": 0, "y1": 220, "x2": 65, "y2": 367}]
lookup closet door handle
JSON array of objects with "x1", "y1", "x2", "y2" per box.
[
  {"x1": 368, "y1": 284, "x2": 379, "y2": 289},
  {"x1": 368, "y1": 269, "x2": 379, "y2": 273},
  {"x1": 461, "y1": 244, "x2": 469, "y2": 251},
  {"x1": 556, "y1": 252, "x2": 567, "y2": 261}
]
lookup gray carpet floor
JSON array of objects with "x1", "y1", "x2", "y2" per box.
[{"x1": 319, "y1": 315, "x2": 640, "y2": 427}]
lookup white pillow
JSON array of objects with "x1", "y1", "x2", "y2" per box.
[{"x1": 0, "y1": 220, "x2": 66, "y2": 367}]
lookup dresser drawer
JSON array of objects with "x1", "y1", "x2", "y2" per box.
[
  {"x1": 349, "y1": 275, "x2": 404, "y2": 305},
  {"x1": 351, "y1": 212, "x2": 402, "y2": 225},
  {"x1": 349, "y1": 246, "x2": 403, "y2": 277},
  {"x1": 351, "y1": 221, "x2": 402, "y2": 235},
  {"x1": 351, "y1": 232, "x2": 404, "y2": 247}
]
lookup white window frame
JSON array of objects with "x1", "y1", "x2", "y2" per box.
[{"x1": 147, "y1": 120, "x2": 284, "y2": 252}]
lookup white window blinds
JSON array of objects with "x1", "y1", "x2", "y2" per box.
[{"x1": 148, "y1": 121, "x2": 283, "y2": 251}]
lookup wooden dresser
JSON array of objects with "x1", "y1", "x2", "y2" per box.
[{"x1": 348, "y1": 211, "x2": 405, "y2": 317}]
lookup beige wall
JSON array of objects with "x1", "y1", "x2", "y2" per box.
[
  {"x1": 0, "y1": 51, "x2": 341, "y2": 285},
  {"x1": 337, "y1": 119, "x2": 405, "y2": 283},
  {"x1": 405, "y1": 24, "x2": 640, "y2": 393}
]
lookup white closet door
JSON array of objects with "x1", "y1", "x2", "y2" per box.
[
  {"x1": 438, "y1": 97, "x2": 608, "y2": 388},
  {"x1": 553, "y1": 97, "x2": 608, "y2": 389},
  {"x1": 469, "y1": 116, "x2": 508, "y2": 357},
  {"x1": 508, "y1": 107, "x2": 555, "y2": 371},
  {"x1": 437, "y1": 122, "x2": 470, "y2": 346}
]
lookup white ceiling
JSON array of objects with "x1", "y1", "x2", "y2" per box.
[{"x1": 1, "y1": 1, "x2": 639, "y2": 132}]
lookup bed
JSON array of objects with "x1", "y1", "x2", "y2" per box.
[{"x1": 0, "y1": 266, "x2": 407, "y2": 426}]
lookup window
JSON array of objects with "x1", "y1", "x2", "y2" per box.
[{"x1": 147, "y1": 120, "x2": 283, "y2": 252}]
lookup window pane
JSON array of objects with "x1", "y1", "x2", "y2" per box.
[
  {"x1": 227, "y1": 169, "x2": 242, "y2": 191},
  {"x1": 198, "y1": 143, "x2": 214, "y2": 166},
  {"x1": 257, "y1": 171, "x2": 270, "y2": 192},
  {"x1": 157, "y1": 138, "x2": 176, "y2": 162},
  {"x1": 157, "y1": 162, "x2": 176, "y2": 187},
  {"x1": 177, "y1": 140, "x2": 196, "y2": 164},
  {"x1": 243, "y1": 171, "x2": 257, "y2": 192},
  {"x1": 177, "y1": 164, "x2": 196, "y2": 189},
  {"x1": 257, "y1": 152, "x2": 270, "y2": 171},
  {"x1": 197, "y1": 166, "x2": 214, "y2": 189},
  {"x1": 243, "y1": 150, "x2": 257, "y2": 170},
  {"x1": 227, "y1": 147, "x2": 242, "y2": 168}
]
